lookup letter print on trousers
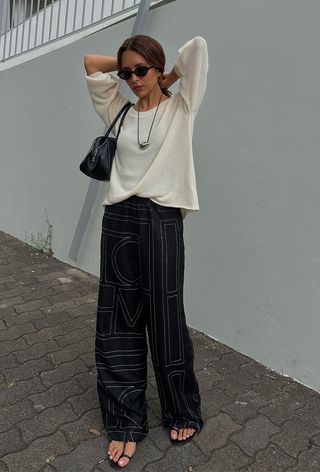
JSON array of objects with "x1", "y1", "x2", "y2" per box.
[{"x1": 96, "y1": 197, "x2": 203, "y2": 443}]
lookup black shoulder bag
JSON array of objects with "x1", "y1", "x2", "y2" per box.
[{"x1": 80, "y1": 101, "x2": 132, "y2": 181}]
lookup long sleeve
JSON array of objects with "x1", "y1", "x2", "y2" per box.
[
  {"x1": 173, "y1": 36, "x2": 209, "y2": 116},
  {"x1": 85, "y1": 71, "x2": 128, "y2": 128}
]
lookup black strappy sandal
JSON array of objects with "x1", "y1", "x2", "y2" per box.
[
  {"x1": 170, "y1": 426, "x2": 197, "y2": 445},
  {"x1": 107, "y1": 442, "x2": 134, "y2": 468}
]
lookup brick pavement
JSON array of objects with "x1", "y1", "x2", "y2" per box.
[{"x1": 0, "y1": 230, "x2": 320, "y2": 472}]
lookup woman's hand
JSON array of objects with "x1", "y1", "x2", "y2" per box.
[{"x1": 159, "y1": 69, "x2": 180, "y2": 89}]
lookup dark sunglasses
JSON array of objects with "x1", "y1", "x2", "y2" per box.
[{"x1": 117, "y1": 65, "x2": 155, "y2": 80}]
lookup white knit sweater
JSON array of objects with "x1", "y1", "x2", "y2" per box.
[{"x1": 85, "y1": 36, "x2": 208, "y2": 218}]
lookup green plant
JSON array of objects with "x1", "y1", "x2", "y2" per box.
[{"x1": 24, "y1": 208, "x2": 53, "y2": 256}]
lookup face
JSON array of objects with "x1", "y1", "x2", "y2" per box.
[{"x1": 120, "y1": 50, "x2": 161, "y2": 98}]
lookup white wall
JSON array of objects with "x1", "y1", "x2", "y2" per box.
[{"x1": 1, "y1": 0, "x2": 320, "y2": 391}]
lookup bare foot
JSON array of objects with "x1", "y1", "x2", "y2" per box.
[
  {"x1": 170, "y1": 427, "x2": 196, "y2": 442},
  {"x1": 108, "y1": 440, "x2": 136, "y2": 467}
]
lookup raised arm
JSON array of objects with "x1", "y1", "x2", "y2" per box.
[{"x1": 84, "y1": 55, "x2": 118, "y2": 76}]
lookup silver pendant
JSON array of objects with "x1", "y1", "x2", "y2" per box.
[{"x1": 139, "y1": 142, "x2": 150, "y2": 150}]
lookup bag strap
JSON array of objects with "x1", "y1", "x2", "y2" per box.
[{"x1": 106, "y1": 102, "x2": 133, "y2": 139}]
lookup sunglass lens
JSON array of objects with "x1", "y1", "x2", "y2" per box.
[
  {"x1": 135, "y1": 66, "x2": 149, "y2": 77},
  {"x1": 117, "y1": 70, "x2": 131, "y2": 80}
]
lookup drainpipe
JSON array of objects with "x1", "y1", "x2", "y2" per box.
[{"x1": 68, "y1": 0, "x2": 153, "y2": 261}]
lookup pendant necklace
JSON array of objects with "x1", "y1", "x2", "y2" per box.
[{"x1": 137, "y1": 92, "x2": 163, "y2": 150}]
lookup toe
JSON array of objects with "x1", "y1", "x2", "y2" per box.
[
  {"x1": 171, "y1": 428, "x2": 178, "y2": 440},
  {"x1": 118, "y1": 442, "x2": 136, "y2": 468}
]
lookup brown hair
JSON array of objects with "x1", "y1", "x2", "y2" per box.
[{"x1": 117, "y1": 34, "x2": 172, "y2": 97}]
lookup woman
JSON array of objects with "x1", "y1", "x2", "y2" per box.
[{"x1": 84, "y1": 33, "x2": 208, "y2": 468}]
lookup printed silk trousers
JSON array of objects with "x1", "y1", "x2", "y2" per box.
[{"x1": 96, "y1": 195, "x2": 203, "y2": 443}]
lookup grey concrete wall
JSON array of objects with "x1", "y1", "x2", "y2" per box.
[{"x1": 1, "y1": 0, "x2": 320, "y2": 391}]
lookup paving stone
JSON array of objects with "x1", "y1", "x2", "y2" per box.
[
  {"x1": 2, "y1": 430, "x2": 72, "y2": 472},
  {"x1": 39, "y1": 295, "x2": 97, "y2": 315},
  {"x1": 259, "y1": 392, "x2": 303, "y2": 426},
  {"x1": 147, "y1": 399, "x2": 163, "y2": 428},
  {"x1": 1, "y1": 399, "x2": 34, "y2": 433},
  {"x1": 60, "y1": 408, "x2": 103, "y2": 446},
  {"x1": 0, "y1": 321, "x2": 37, "y2": 343},
  {"x1": 0, "y1": 275, "x2": 15, "y2": 284},
  {"x1": 231, "y1": 415, "x2": 280, "y2": 457},
  {"x1": 0, "y1": 376, "x2": 47, "y2": 407},
  {"x1": 244, "y1": 373, "x2": 292, "y2": 401},
  {"x1": 0, "y1": 427, "x2": 26, "y2": 457},
  {"x1": 222, "y1": 390, "x2": 270, "y2": 424},
  {"x1": 0, "y1": 353, "x2": 20, "y2": 371},
  {"x1": 74, "y1": 370, "x2": 97, "y2": 391},
  {"x1": 283, "y1": 381, "x2": 318, "y2": 402},
  {"x1": 213, "y1": 351, "x2": 252, "y2": 376},
  {"x1": 244, "y1": 443, "x2": 296, "y2": 471},
  {"x1": 146, "y1": 380, "x2": 159, "y2": 401},
  {"x1": 80, "y1": 350, "x2": 96, "y2": 368},
  {"x1": 0, "y1": 285, "x2": 31, "y2": 299},
  {"x1": 0, "y1": 461, "x2": 8, "y2": 472},
  {"x1": 67, "y1": 303, "x2": 97, "y2": 319},
  {"x1": 195, "y1": 413, "x2": 242, "y2": 453},
  {"x1": 67, "y1": 386, "x2": 100, "y2": 415},
  {"x1": 54, "y1": 326, "x2": 94, "y2": 348},
  {"x1": 200, "y1": 387, "x2": 234, "y2": 420},
  {"x1": 40, "y1": 358, "x2": 88, "y2": 388},
  {"x1": 196, "y1": 366, "x2": 224, "y2": 391},
  {"x1": 48, "y1": 340, "x2": 91, "y2": 366},
  {"x1": 0, "y1": 337, "x2": 29, "y2": 357},
  {"x1": 286, "y1": 446, "x2": 320, "y2": 471},
  {"x1": 23, "y1": 324, "x2": 66, "y2": 345},
  {"x1": 4, "y1": 309, "x2": 46, "y2": 328},
  {"x1": 148, "y1": 425, "x2": 170, "y2": 451},
  {"x1": 19, "y1": 402, "x2": 78, "y2": 443},
  {"x1": 14, "y1": 298, "x2": 51, "y2": 313},
  {"x1": 214, "y1": 369, "x2": 260, "y2": 399},
  {"x1": 2, "y1": 356, "x2": 54, "y2": 384},
  {"x1": 294, "y1": 395, "x2": 320, "y2": 428},
  {"x1": 144, "y1": 441, "x2": 210, "y2": 472},
  {"x1": 194, "y1": 442, "x2": 251, "y2": 472},
  {"x1": 193, "y1": 344, "x2": 220, "y2": 371},
  {"x1": 52, "y1": 436, "x2": 108, "y2": 472},
  {"x1": 241, "y1": 360, "x2": 274, "y2": 378},
  {"x1": 31, "y1": 311, "x2": 72, "y2": 330},
  {"x1": 29, "y1": 377, "x2": 84, "y2": 411},
  {"x1": 271, "y1": 415, "x2": 320, "y2": 458},
  {"x1": 0, "y1": 296, "x2": 24, "y2": 309},
  {"x1": 15, "y1": 339, "x2": 60, "y2": 364}
]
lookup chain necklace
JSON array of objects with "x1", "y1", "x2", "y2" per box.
[{"x1": 137, "y1": 92, "x2": 163, "y2": 150}]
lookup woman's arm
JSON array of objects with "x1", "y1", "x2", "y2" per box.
[
  {"x1": 84, "y1": 55, "x2": 117, "y2": 75},
  {"x1": 160, "y1": 69, "x2": 180, "y2": 90}
]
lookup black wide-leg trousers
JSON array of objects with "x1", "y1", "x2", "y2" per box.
[{"x1": 96, "y1": 196, "x2": 203, "y2": 443}]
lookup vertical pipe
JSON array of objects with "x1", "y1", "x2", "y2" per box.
[
  {"x1": 90, "y1": 0, "x2": 94, "y2": 24},
  {"x1": 72, "y1": 0, "x2": 77, "y2": 32},
  {"x1": 81, "y1": 0, "x2": 87, "y2": 28},
  {"x1": 14, "y1": 0, "x2": 21, "y2": 55},
  {"x1": 27, "y1": 0, "x2": 34, "y2": 50},
  {"x1": 8, "y1": 0, "x2": 15, "y2": 57},
  {"x1": 21, "y1": 0, "x2": 27, "y2": 52},
  {"x1": 64, "y1": 0, "x2": 70, "y2": 35},
  {"x1": 56, "y1": 0, "x2": 62, "y2": 37},
  {"x1": 34, "y1": 0, "x2": 40, "y2": 47},
  {"x1": 1, "y1": 0, "x2": 9, "y2": 60},
  {"x1": 41, "y1": 0, "x2": 47, "y2": 45},
  {"x1": 111, "y1": 0, "x2": 115, "y2": 15},
  {"x1": 48, "y1": 0, "x2": 54, "y2": 40},
  {"x1": 100, "y1": 0, "x2": 104, "y2": 21}
]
